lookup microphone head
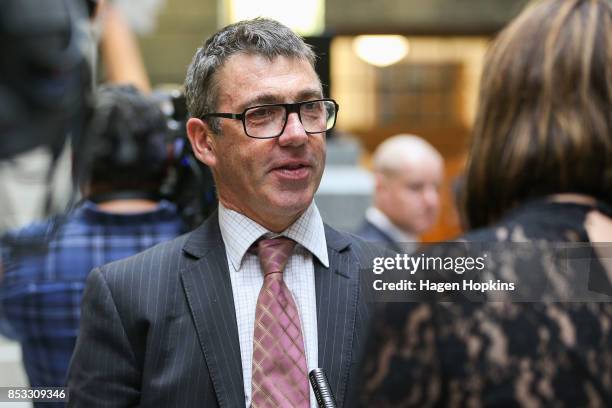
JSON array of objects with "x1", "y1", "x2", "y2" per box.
[{"x1": 309, "y1": 368, "x2": 337, "y2": 408}]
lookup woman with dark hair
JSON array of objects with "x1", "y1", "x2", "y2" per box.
[
  {"x1": 357, "y1": 0, "x2": 612, "y2": 406},
  {"x1": 464, "y1": 0, "x2": 612, "y2": 230}
]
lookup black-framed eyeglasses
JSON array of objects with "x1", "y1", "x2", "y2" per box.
[{"x1": 200, "y1": 98, "x2": 339, "y2": 139}]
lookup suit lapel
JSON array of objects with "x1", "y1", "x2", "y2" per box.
[
  {"x1": 178, "y1": 217, "x2": 362, "y2": 407},
  {"x1": 179, "y1": 213, "x2": 245, "y2": 408},
  {"x1": 316, "y1": 225, "x2": 359, "y2": 407}
]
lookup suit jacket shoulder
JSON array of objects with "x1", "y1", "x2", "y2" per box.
[{"x1": 68, "y1": 216, "x2": 231, "y2": 407}]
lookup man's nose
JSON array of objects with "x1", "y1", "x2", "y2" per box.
[
  {"x1": 423, "y1": 186, "x2": 440, "y2": 208},
  {"x1": 278, "y1": 112, "x2": 308, "y2": 147}
]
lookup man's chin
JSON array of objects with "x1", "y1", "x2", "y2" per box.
[{"x1": 267, "y1": 192, "x2": 314, "y2": 217}]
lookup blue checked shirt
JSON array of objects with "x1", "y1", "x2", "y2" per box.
[{"x1": 0, "y1": 200, "x2": 185, "y2": 391}]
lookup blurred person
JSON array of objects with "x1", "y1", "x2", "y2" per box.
[
  {"x1": 358, "y1": 0, "x2": 612, "y2": 406},
  {"x1": 98, "y1": 0, "x2": 152, "y2": 92},
  {"x1": 68, "y1": 18, "x2": 378, "y2": 408},
  {"x1": 357, "y1": 134, "x2": 444, "y2": 252},
  {"x1": 0, "y1": 2, "x2": 96, "y2": 395},
  {"x1": 0, "y1": 0, "x2": 98, "y2": 233},
  {"x1": 0, "y1": 84, "x2": 185, "y2": 397}
]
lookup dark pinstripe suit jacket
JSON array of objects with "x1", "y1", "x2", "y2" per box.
[{"x1": 67, "y1": 211, "x2": 376, "y2": 407}]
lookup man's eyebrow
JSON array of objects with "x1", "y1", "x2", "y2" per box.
[
  {"x1": 238, "y1": 89, "x2": 324, "y2": 111},
  {"x1": 238, "y1": 94, "x2": 281, "y2": 111},
  {"x1": 295, "y1": 89, "x2": 324, "y2": 102},
  {"x1": 294, "y1": 88, "x2": 323, "y2": 102}
]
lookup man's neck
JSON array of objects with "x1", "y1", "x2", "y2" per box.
[
  {"x1": 366, "y1": 206, "x2": 418, "y2": 243},
  {"x1": 548, "y1": 193, "x2": 597, "y2": 206},
  {"x1": 95, "y1": 199, "x2": 160, "y2": 214},
  {"x1": 217, "y1": 199, "x2": 306, "y2": 233}
]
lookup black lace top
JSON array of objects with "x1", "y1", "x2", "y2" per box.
[{"x1": 357, "y1": 200, "x2": 612, "y2": 407}]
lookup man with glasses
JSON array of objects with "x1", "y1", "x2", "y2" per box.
[{"x1": 68, "y1": 18, "x2": 375, "y2": 408}]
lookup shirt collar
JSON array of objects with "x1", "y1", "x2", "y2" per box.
[
  {"x1": 365, "y1": 206, "x2": 418, "y2": 243},
  {"x1": 218, "y1": 201, "x2": 329, "y2": 271}
]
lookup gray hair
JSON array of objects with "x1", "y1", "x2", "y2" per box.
[{"x1": 184, "y1": 18, "x2": 317, "y2": 134}]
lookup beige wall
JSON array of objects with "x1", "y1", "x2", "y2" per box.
[
  {"x1": 138, "y1": 0, "x2": 218, "y2": 86},
  {"x1": 326, "y1": 0, "x2": 529, "y2": 34},
  {"x1": 135, "y1": 0, "x2": 529, "y2": 86}
]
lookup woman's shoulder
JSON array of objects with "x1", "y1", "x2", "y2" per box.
[{"x1": 461, "y1": 200, "x2": 597, "y2": 243}]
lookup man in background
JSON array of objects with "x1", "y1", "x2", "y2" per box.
[
  {"x1": 357, "y1": 134, "x2": 444, "y2": 252},
  {"x1": 0, "y1": 85, "x2": 184, "y2": 396}
]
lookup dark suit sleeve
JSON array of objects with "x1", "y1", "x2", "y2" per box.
[{"x1": 67, "y1": 267, "x2": 141, "y2": 407}]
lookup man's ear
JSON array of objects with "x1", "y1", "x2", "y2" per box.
[
  {"x1": 374, "y1": 172, "x2": 388, "y2": 195},
  {"x1": 187, "y1": 118, "x2": 217, "y2": 167},
  {"x1": 375, "y1": 172, "x2": 395, "y2": 208}
]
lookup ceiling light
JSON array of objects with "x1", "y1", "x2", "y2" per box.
[{"x1": 353, "y1": 35, "x2": 410, "y2": 67}]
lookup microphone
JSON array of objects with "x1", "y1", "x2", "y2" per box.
[{"x1": 309, "y1": 368, "x2": 337, "y2": 408}]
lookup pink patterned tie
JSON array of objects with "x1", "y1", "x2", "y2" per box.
[{"x1": 251, "y1": 237, "x2": 310, "y2": 408}]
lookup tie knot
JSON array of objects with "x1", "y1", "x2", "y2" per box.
[{"x1": 253, "y1": 237, "x2": 296, "y2": 277}]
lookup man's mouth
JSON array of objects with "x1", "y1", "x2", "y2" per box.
[{"x1": 271, "y1": 161, "x2": 311, "y2": 180}]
